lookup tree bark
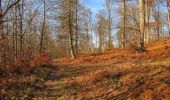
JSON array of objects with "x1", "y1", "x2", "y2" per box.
[
  {"x1": 18, "y1": 0, "x2": 24, "y2": 56},
  {"x1": 139, "y1": 0, "x2": 145, "y2": 50},
  {"x1": 0, "y1": 0, "x2": 5, "y2": 64},
  {"x1": 107, "y1": 0, "x2": 113, "y2": 49},
  {"x1": 145, "y1": 0, "x2": 150, "y2": 43},
  {"x1": 122, "y1": 0, "x2": 126, "y2": 48},
  {"x1": 68, "y1": 0, "x2": 75, "y2": 59},
  {"x1": 40, "y1": 0, "x2": 46, "y2": 53},
  {"x1": 75, "y1": 0, "x2": 79, "y2": 55},
  {"x1": 166, "y1": 1, "x2": 170, "y2": 36}
]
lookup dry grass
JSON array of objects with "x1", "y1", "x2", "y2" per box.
[
  {"x1": 51, "y1": 39, "x2": 170, "y2": 99},
  {"x1": 54, "y1": 60, "x2": 170, "y2": 99},
  {"x1": 55, "y1": 39, "x2": 170, "y2": 65},
  {"x1": 1, "y1": 39, "x2": 170, "y2": 99}
]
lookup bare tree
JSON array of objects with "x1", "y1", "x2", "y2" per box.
[
  {"x1": 40, "y1": 0, "x2": 46, "y2": 53},
  {"x1": 139, "y1": 0, "x2": 145, "y2": 50},
  {"x1": 0, "y1": 0, "x2": 21, "y2": 65},
  {"x1": 105, "y1": 0, "x2": 113, "y2": 49},
  {"x1": 68, "y1": 0, "x2": 75, "y2": 59},
  {"x1": 96, "y1": 11, "x2": 107, "y2": 52}
]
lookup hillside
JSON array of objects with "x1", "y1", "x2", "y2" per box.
[
  {"x1": 1, "y1": 39, "x2": 170, "y2": 99},
  {"x1": 1, "y1": 0, "x2": 170, "y2": 99},
  {"x1": 56, "y1": 38, "x2": 170, "y2": 64}
]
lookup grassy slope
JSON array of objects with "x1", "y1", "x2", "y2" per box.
[{"x1": 1, "y1": 39, "x2": 170, "y2": 99}]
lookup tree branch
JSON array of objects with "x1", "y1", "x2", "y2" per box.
[{"x1": 3, "y1": 0, "x2": 21, "y2": 17}]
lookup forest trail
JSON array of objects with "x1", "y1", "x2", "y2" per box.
[
  {"x1": 1, "y1": 39, "x2": 170, "y2": 99},
  {"x1": 1, "y1": 0, "x2": 170, "y2": 99},
  {"x1": 1, "y1": 54, "x2": 170, "y2": 99},
  {"x1": 29, "y1": 39, "x2": 170, "y2": 99},
  {"x1": 29, "y1": 57, "x2": 170, "y2": 100}
]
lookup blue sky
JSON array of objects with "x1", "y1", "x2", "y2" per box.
[
  {"x1": 85, "y1": 0, "x2": 104, "y2": 15},
  {"x1": 85, "y1": 0, "x2": 168, "y2": 14},
  {"x1": 82, "y1": 0, "x2": 169, "y2": 46}
]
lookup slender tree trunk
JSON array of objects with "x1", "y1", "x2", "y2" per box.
[
  {"x1": 139, "y1": 0, "x2": 145, "y2": 50},
  {"x1": 12, "y1": 13, "x2": 15, "y2": 59},
  {"x1": 122, "y1": 0, "x2": 126, "y2": 48},
  {"x1": 75, "y1": 0, "x2": 79, "y2": 55},
  {"x1": 108, "y1": 0, "x2": 113, "y2": 49},
  {"x1": 40, "y1": 0, "x2": 46, "y2": 53},
  {"x1": 145, "y1": 0, "x2": 149, "y2": 43},
  {"x1": 15, "y1": 5, "x2": 18, "y2": 59},
  {"x1": 0, "y1": 0, "x2": 6, "y2": 64},
  {"x1": 18, "y1": 0, "x2": 24, "y2": 56},
  {"x1": 68, "y1": 0, "x2": 75, "y2": 59},
  {"x1": 0, "y1": 0, "x2": 3, "y2": 63},
  {"x1": 157, "y1": 10, "x2": 160, "y2": 39},
  {"x1": 0, "y1": 0, "x2": 2, "y2": 32},
  {"x1": 166, "y1": 1, "x2": 170, "y2": 37},
  {"x1": 99, "y1": 33, "x2": 103, "y2": 52},
  {"x1": 0, "y1": 0, "x2": 2, "y2": 40}
]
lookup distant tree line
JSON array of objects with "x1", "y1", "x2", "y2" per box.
[{"x1": 0, "y1": 0, "x2": 170, "y2": 66}]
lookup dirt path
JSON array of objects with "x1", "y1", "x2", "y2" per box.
[
  {"x1": 28, "y1": 62, "x2": 114, "y2": 99},
  {"x1": 1, "y1": 58, "x2": 166, "y2": 99},
  {"x1": 26, "y1": 58, "x2": 170, "y2": 100}
]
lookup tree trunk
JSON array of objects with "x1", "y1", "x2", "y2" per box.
[
  {"x1": 166, "y1": 1, "x2": 170, "y2": 36},
  {"x1": 108, "y1": 0, "x2": 113, "y2": 49},
  {"x1": 139, "y1": 0, "x2": 145, "y2": 50},
  {"x1": 0, "y1": 0, "x2": 6, "y2": 64},
  {"x1": 40, "y1": 0, "x2": 46, "y2": 53},
  {"x1": 75, "y1": 0, "x2": 79, "y2": 55},
  {"x1": 68, "y1": 0, "x2": 75, "y2": 59},
  {"x1": 145, "y1": 0, "x2": 149, "y2": 43},
  {"x1": 18, "y1": 0, "x2": 24, "y2": 56},
  {"x1": 122, "y1": 0, "x2": 126, "y2": 48}
]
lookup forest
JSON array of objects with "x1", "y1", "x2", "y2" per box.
[{"x1": 0, "y1": 0, "x2": 170, "y2": 99}]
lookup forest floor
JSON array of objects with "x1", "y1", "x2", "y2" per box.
[{"x1": 1, "y1": 38, "x2": 170, "y2": 100}]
